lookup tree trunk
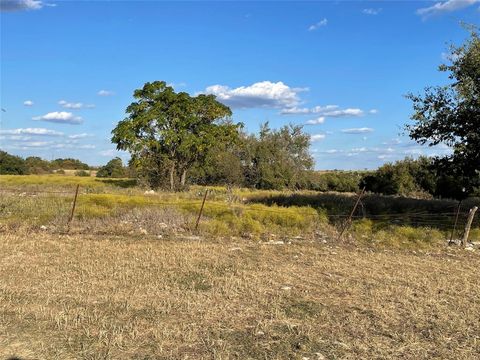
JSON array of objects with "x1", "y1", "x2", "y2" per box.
[
  {"x1": 180, "y1": 169, "x2": 187, "y2": 187},
  {"x1": 169, "y1": 163, "x2": 175, "y2": 191}
]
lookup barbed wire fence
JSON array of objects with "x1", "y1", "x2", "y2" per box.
[{"x1": 0, "y1": 185, "x2": 479, "y2": 244}]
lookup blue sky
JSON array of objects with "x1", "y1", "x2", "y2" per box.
[{"x1": 0, "y1": 0, "x2": 479, "y2": 169}]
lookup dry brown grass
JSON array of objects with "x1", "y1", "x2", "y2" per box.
[{"x1": 1, "y1": 232, "x2": 479, "y2": 359}]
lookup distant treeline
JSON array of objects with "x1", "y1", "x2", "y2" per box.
[
  {"x1": 0, "y1": 151, "x2": 132, "y2": 179},
  {"x1": 0, "y1": 151, "x2": 90, "y2": 174},
  {"x1": 2, "y1": 149, "x2": 478, "y2": 199}
]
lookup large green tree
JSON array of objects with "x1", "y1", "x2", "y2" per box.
[
  {"x1": 96, "y1": 157, "x2": 127, "y2": 178},
  {"x1": 111, "y1": 81, "x2": 240, "y2": 190},
  {"x1": 244, "y1": 123, "x2": 314, "y2": 190},
  {"x1": 406, "y1": 26, "x2": 480, "y2": 197}
]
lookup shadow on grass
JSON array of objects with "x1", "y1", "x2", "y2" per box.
[
  {"x1": 96, "y1": 178, "x2": 138, "y2": 188},
  {"x1": 247, "y1": 192, "x2": 480, "y2": 230}
]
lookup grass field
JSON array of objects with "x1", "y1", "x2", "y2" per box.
[
  {"x1": 1, "y1": 232, "x2": 479, "y2": 359},
  {"x1": 1, "y1": 175, "x2": 480, "y2": 359}
]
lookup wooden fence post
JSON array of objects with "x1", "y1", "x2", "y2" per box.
[
  {"x1": 337, "y1": 187, "x2": 366, "y2": 241},
  {"x1": 462, "y1": 206, "x2": 478, "y2": 246},
  {"x1": 449, "y1": 200, "x2": 462, "y2": 244},
  {"x1": 67, "y1": 184, "x2": 80, "y2": 232},
  {"x1": 195, "y1": 189, "x2": 209, "y2": 231}
]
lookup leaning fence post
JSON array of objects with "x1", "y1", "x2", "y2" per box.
[
  {"x1": 337, "y1": 187, "x2": 366, "y2": 241},
  {"x1": 195, "y1": 189, "x2": 209, "y2": 231},
  {"x1": 449, "y1": 200, "x2": 462, "y2": 244},
  {"x1": 462, "y1": 206, "x2": 478, "y2": 246},
  {"x1": 67, "y1": 184, "x2": 80, "y2": 232}
]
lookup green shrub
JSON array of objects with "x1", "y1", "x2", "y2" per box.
[
  {"x1": 75, "y1": 170, "x2": 90, "y2": 177},
  {"x1": 0, "y1": 151, "x2": 27, "y2": 175}
]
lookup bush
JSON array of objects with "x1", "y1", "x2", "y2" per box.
[
  {"x1": 96, "y1": 157, "x2": 127, "y2": 178},
  {"x1": 0, "y1": 151, "x2": 27, "y2": 175},
  {"x1": 75, "y1": 170, "x2": 90, "y2": 177},
  {"x1": 51, "y1": 158, "x2": 89, "y2": 170}
]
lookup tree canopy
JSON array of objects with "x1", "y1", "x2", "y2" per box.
[
  {"x1": 96, "y1": 157, "x2": 127, "y2": 178},
  {"x1": 406, "y1": 26, "x2": 480, "y2": 197},
  {"x1": 111, "y1": 81, "x2": 241, "y2": 190}
]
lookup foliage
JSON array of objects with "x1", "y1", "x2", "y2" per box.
[
  {"x1": 51, "y1": 158, "x2": 90, "y2": 170},
  {"x1": 25, "y1": 156, "x2": 52, "y2": 174},
  {"x1": 111, "y1": 81, "x2": 241, "y2": 190},
  {"x1": 242, "y1": 123, "x2": 314, "y2": 190},
  {"x1": 75, "y1": 170, "x2": 91, "y2": 177},
  {"x1": 304, "y1": 171, "x2": 366, "y2": 192},
  {"x1": 96, "y1": 157, "x2": 127, "y2": 178},
  {"x1": 361, "y1": 158, "x2": 429, "y2": 196},
  {"x1": 0, "y1": 151, "x2": 27, "y2": 175},
  {"x1": 406, "y1": 25, "x2": 480, "y2": 198}
]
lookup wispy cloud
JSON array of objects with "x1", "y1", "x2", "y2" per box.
[
  {"x1": 305, "y1": 116, "x2": 326, "y2": 125},
  {"x1": 416, "y1": 0, "x2": 478, "y2": 19},
  {"x1": 308, "y1": 18, "x2": 328, "y2": 31},
  {"x1": 362, "y1": 8, "x2": 382, "y2": 15},
  {"x1": 97, "y1": 90, "x2": 115, "y2": 96},
  {"x1": 0, "y1": 0, "x2": 54, "y2": 12},
  {"x1": 202, "y1": 81, "x2": 305, "y2": 109},
  {"x1": 282, "y1": 105, "x2": 364, "y2": 117},
  {"x1": 68, "y1": 133, "x2": 91, "y2": 139},
  {"x1": 32, "y1": 111, "x2": 83, "y2": 124},
  {"x1": 311, "y1": 134, "x2": 326, "y2": 142},
  {"x1": 341, "y1": 127, "x2": 374, "y2": 134},
  {"x1": 23, "y1": 100, "x2": 34, "y2": 106},
  {"x1": 0, "y1": 127, "x2": 63, "y2": 136},
  {"x1": 58, "y1": 100, "x2": 95, "y2": 109}
]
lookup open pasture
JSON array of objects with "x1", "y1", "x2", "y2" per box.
[{"x1": 1, "y1": 175, "x2": 480, "y2": 359}]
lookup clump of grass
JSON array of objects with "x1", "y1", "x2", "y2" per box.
[
  {"x1": 350, "y1": 218, "x2": 445, "y2": 248},
  {"x1": 185, "y1": 202, "x2": 325, "y2": 238},
  {"x1": 468, "y1": 228, "x2": 480, "y2": 241}
]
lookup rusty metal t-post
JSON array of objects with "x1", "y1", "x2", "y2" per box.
[
  {"x1": 337, "y1": 187, "x2": 366, "y2": 241},
  {"x1": 195, "y1": 189, "x2": 209, "y2": 231},
  {"x1": 449, "y1": 200, "x2": 462, "y2": 244},
  {"x1": 67, "y1": 184, "x2": 80, "y2": 232}
]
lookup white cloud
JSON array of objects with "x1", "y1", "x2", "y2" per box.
[
  {"x1": 341, "y1": 127, "x2": 374, "y2": 134},
  {"x1": 311, "y1": 134, "x2": 326, "y2": 142},
  {"x1": 325, "y1": 149, "x2": 340, "y2": 154},
  {"x1": 351, "y1": 147, "x2": 368, "y2": 152},
  {"x1": 17, "y1": 141, "x2": 54, "y2": 148},
  {"x1": 281, "y1": 105, "x2": 336, "y2": 115},
  {"x1": 23, "y1": 100, "x2": 34, "y2": 106},
  {"x1": 281, "y1": 105, "x2": 364, "y2": 117},
  {"x1": 378, "y1": 154, "x2": 394, "y2": 160},
  {"x1": 322, "y1": 108, "x2": 364, "y2": 117},
  {"x1": 167, "y1": 82, "x2": 187, "y2": 89},
  {"x1": 78, "y1": 144, "x2": 95, "y2": 149},
  {"x1": 0, "y1": 127, "x2": 63, "y2": 136},
  {"x1": 203, "y1": 81, "x2": 305, "y2": 109},
  {"x1": 416, "y1": 0, "x2": 478, "y2": 18},
  {"x1": 0, "y1": 0, "x2": 51, "y2": 12},
  {"x1": 68, "y1": 133, "x2": 91, "y2": 139},
  {"x1": 369, "y1": 109, "x2": 378, "y2": 114},
  {"x1": 99, "y1": 149, "x2": 118, "y2": 157},
  {"x1": 58, "y1": 100, "x2": 95, "y2": 109},
  {"x1": 308, "y1": 18, "x2": 328, "y2": 31},
  {"x1": 305, "y1": 116, "x2": 326, "y2": 125},
  {"x1": 97, "y1": 90, "x2": 115, "y2": 96},
  {"x1": 32, "y1": 111, "x2": 83, "y2": 124},
  {"x1": 362, "y1": 8, "x2": 382, "y2": 15}
]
